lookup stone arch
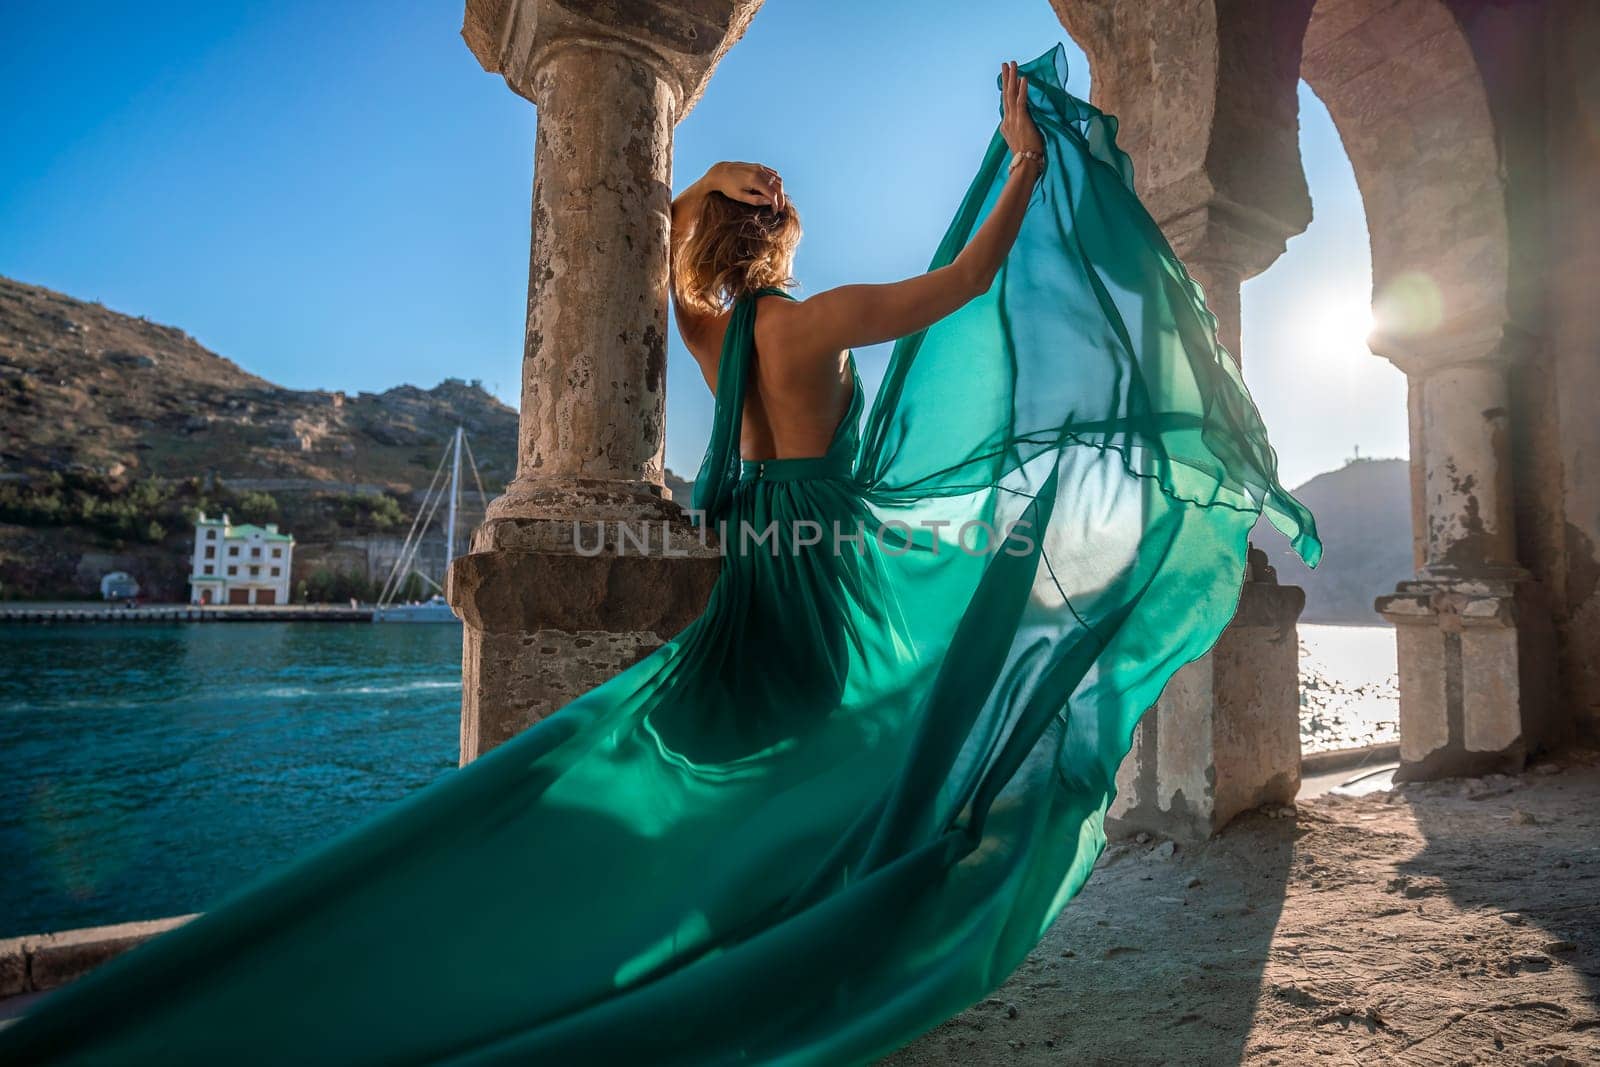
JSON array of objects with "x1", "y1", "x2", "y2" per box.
[
  {"x1": 1302, "y1": 0, "x2": 1512, "y2": 359},
  {"x1": 1300, "y1": 0, "x2": 1517, "y2": 587}
]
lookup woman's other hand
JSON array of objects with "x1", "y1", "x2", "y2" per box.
[
  {"x1": 1000, "y1": 61, "x2": 1044, "y2": 157},
  {"x1": 705, "y1": 161, "x2": 786, "y2": 212}
]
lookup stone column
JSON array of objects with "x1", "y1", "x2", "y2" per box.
[
  {"x1": 1375, "y1": 326, "x2": 1555, "y2": 780},
  {"x1": 1183, "y1": 260, "x2": 1243, "y2": 360},
  {"x1": 1110, "y1": 220, "x2": 1308, "y2": 841},
  {"x1": 449, "y1": 0, "x2": 758, "y2": 761},
  {"x1": 1055, "y1": 0, "x2": 1319, "y2": 842}
]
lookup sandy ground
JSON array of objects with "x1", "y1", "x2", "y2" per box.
[
  {"x1": 4, "y1": 755, "x2": 1593, "y2": 1065},
  {"x1": 888, "y1": 752, "x2": 1600, "y2": 1066}
]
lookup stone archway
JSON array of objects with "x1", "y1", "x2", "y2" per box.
[
  {"x1": 1302, "y1": 0, "x2": 1512, "y2": 572},
  {"x1": 1053, "y1": 0, "x2": 1555, "y2": 790},
  {"x1": 453, "y1": 0, "x2": 1560, "y2": 796}
]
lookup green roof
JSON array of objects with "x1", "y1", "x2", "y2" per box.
[{"x1": 225, "y1": 524, "x2": 294, "y2": 542}]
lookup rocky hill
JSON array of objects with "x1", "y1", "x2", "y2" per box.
[
  {"x1": 0, "y1": 276, "x2": 713, "y2": 601},
  {"x1": 0, "y1": 275, "x2": 518, "y2": 489},
  {"x1": 1264, "y1": 457, "x2": 1414, "y2": 624}
]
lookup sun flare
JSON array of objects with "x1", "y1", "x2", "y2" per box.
[{"x1": 1307, "y1": 295, "x2": 1378, "y2": 359}]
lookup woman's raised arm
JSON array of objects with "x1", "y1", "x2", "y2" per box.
[{"x1": 764, "y1": 61, "x2": 1044, "y2": 361}]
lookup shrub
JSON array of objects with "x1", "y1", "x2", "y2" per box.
[
  {"x1": 302, "y1": 568, "x2": 379, "y2": 604},
  {"x1": 236, "y1": 491, "x2": 280, "y2": 524}
]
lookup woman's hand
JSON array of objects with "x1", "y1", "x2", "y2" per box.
[
  {"x1": 774, "y1": 60, "x2": 1047, "y2": 358},
  {"x1": 703, "y1": 161, "x2": 786, "y2": 212},
  {"x1": 1000, "y1": 61, "x2": 1044, "y2": 157}
]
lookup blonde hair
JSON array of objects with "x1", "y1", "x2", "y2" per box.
[{"x1": 673, "y1": 192, "x2": 802, "y2": 315}]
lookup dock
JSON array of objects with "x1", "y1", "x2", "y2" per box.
[{"x1": 0, "y1": 602, "x2": 374, "y2": 624}]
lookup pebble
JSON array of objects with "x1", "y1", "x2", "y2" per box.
[
  {"x1": 1507, "y1": 952, "x2": 1553, "y2": 972},
  {"x1": 1153, "y1": 840, "x2": 1177, "y2": 860},
  {"x1": 1511, "y1": 809, "x2": 1539, "y2": 826},
  {"x1": 1135, "y1": 832, "x2": 1151, "y2": 845}
]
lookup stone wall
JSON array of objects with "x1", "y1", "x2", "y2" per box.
[
  {"x1": 0, "y1": 916, "x2": 195, "y2": 999},
  {"x1": 1540, "y1": 0, "x2": 1600, "y2": 734}
]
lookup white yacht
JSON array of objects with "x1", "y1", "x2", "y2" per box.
[
  {"x1": 372, "y1": 426, "x2": 485, "y2": 624},
  {"x1": 372, "y1": 593, "x2": 457, "y2": 623}
]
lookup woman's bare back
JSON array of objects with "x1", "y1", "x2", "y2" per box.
[{"x1": 687, "y1": 295, "x2": 854, "y2": 463}]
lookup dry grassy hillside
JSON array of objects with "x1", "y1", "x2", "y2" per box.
[{"x1": 0, "y1": 275, "x2": 518, "y2": 489}]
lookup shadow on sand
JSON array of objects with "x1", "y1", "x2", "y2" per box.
[{"x1": 888, "y1": 811, "x2": 1297, "y2": 1065}]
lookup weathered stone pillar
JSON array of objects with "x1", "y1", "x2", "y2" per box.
[
  {"x1": 1057, "y1": 0, "x2": 1317, "y2": 839},
  {"x1": 1110, "y1": 230, "x2": 1308, "y2": 840},
  {"x1": 1113, "y1": 557, "x2": 1305, "y2": 840},
  {"x1": 449, "y1": 0, "x2": 759, "y2": 761},
  {"x1": 1183, "y1": 261, "x2": 1243, "y2": 360},
  {"x1": 1375, "y1": 326, "x2": 1556, "y2": 780}
]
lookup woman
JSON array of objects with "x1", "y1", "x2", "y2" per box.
[
  {"x1": 0, "y1": 49, "x2": 1317, "y2": 1065},
  {"x1": 670, "y1": 63, "x2": 1045, "y2": 471}
]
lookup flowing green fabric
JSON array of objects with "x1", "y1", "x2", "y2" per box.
[{"x1": 0, "y1": 45, "x2": 1317, "y2": 1065}]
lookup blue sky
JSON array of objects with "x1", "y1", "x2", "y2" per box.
[{"x1": 0, "y1": 0, "x2": 1405, "y2": 489}]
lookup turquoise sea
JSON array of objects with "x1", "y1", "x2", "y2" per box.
[
  {"x1": 0, "y1": 622, "x2": 461, "y2": 939},
  {"x1": 0, "y1": 621, "x2": 1397, "y2": 939}
]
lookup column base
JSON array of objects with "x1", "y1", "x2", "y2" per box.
[
  {"x1": 1109, "y1": 552, "x2": 1306, "y2": 842},
  {"x1": 1377, "y1": 570, "x2": 1557, "y2": 782},
  {"x1": 448, "y1": 499, "x2": 720, "y2": 764}
]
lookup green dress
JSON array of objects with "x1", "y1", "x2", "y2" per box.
[{"x1": 0, "y1": 45, "x2": 1318, "y2": 1065}]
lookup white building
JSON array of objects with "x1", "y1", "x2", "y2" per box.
[{"x1": 189, "y1": 512, "x2": 295, "y2": 605}]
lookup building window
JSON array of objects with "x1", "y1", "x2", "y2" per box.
[
  {"x1": 204, "y1": 545, "x2": 215, "y2": 559},
  {"x1": 270, "y1": 567, "x2": 281, "y2": 577},
  {"x1": 206, "y1": 529, "x2": 217, "y2": 540},
  {"x1": 228, "y1": 546, "x2": 239, "y2": 557},
  {"x1": 227, "y1": 565, "x2": 237, "y2": 576},
  {"x1": 271, "y1": 548, "x2": 282, "y2": 559},
  {"x1": 203, "y1": 565, "x2": 214, "y2": 576},
  {"x1": 250, "y1": 566, "x2": 260, "y2": 577},
  {"x1": 251, "y1": 547, "x2": 262, "y2": 559}
]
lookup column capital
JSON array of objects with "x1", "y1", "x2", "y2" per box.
[
  {"x1": 1052, "y1": 0, "x2": 1314, "y2": 282},
  {"x1": 1369, "y1": 315, "x2": 1539, "y2": 378},
  {"x1": 1149, "y1": 177, "x2": 1306, "y2": 282},
  {"x1": 462, "y1": 0, "x2": 761, "y2": 117}
]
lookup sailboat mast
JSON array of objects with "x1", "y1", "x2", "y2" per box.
[{"x1": 445, "y1": 426, "x2": 463, "y2": 572}]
